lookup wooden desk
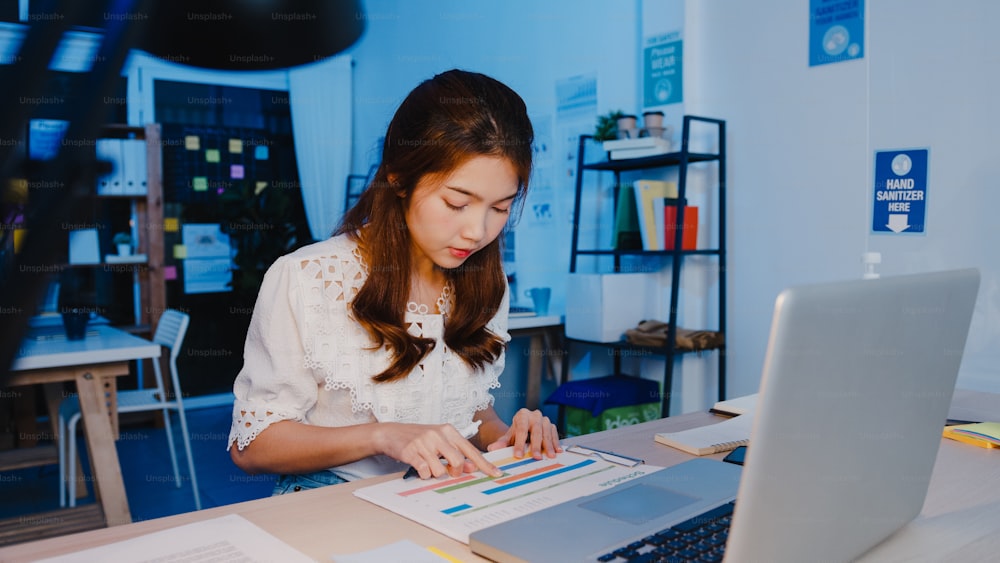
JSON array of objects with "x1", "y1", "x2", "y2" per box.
[
  {"x1": 2, "y1": 325, "x2": 160, "y2": 539},
  {"x1": 1, "y1": 391, "x2": 998, "y2": 561},
  {"x1": 508, "y1": 315, "x2": 563, "y2": 410}
]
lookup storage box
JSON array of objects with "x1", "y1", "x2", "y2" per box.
[
  {"x1": 565, "y1": 273, "x2": 658, "y2": 342},
  {"x1": 545, "y1": 375, "x2": 661, "y2": 437}
]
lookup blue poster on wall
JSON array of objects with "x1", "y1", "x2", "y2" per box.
[
  {"x1": 810, "y1": 0, "x2": 864, "y2": 66},
  {"x1": 644, "y1": 32, "x2": 682, "y2": 107},
  {"x1": 872, "y1": 148, "x2": 928, "y2": 235}
]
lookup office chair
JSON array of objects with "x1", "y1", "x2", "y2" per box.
[{"x1": 58, "y1": 309, "x2": 202, "y2": 510}]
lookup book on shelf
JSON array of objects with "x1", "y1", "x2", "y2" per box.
[
  {"x1": 632, "y1": 179, "x2": 678, "y2": 251},
  {"x1": 611, "y1": 182, "x2": 642, "y2": 249},
  {"x1": 663, "y1": 204, "x2": 698, "y2": 250},
  {"x1": 602, "y1": 136, "x2": 672, "y2": 152},
  {"x1": 942, "y1": 421, "x2": 1000, "y2": 449},
  {"x1": 604, "y1": 136, "x2": 674, "y2": 160},
  {"x1": 654, "y1": 413, "x2": 753, "y2": 455}
]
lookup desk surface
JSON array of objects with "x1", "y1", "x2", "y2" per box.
[
  {"x1": 11, "y1": 324, "x2": 160, "y2": 372},
  {"x1": 1, "y1": 391, "x2": 998, "y2": 562}
]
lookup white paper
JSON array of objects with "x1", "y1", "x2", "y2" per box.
[
  {"x1": 353, "y1": 446, "x2": 662, "y2": 544},
  {"x1": 331, "y1": 539, "x2": 453, "y2": 563},
  {"x1": 36, "y1": 514, "x2": 313, "y2": 563}
]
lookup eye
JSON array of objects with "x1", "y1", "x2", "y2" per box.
[
  {"x1": 444, "y1": 200, "x2": 466, "y2": 211},
  {"x1": 493, "y1": 206, "x2": 511, "y2": 214}
]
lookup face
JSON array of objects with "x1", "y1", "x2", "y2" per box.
[{"x1": 404, "y1": 155, "x2": 519, "y2": 272}]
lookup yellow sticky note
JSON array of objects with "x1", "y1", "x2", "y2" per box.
[
  {"x1": 205, "y1": 149, "x2": 220, "y2": 163},
  {"x1": 13, "y1": 228, "x2": 26, "y2": 253},
  {"x1": 173, "y1": 245, "x2": 187, "y2": 259},
  {"x1": 192, "y1": 177, "x2": 208, "y2": 191},
  {"x1": 163, "y1": 217, "x2": 179, "y2": 233},
  {"x1": 228, "y1": 138, "x2": 243, "y2": 153},
  {"x1": 255, "y1": 181, "x2": 268, "y2": 195},
  {"x1": 184, "y1": 136, "x2": 200, "y2": 150}
]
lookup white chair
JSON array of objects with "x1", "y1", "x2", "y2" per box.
[{"x1": 58, "y1": 309, "x2": 202, "y2": 510}]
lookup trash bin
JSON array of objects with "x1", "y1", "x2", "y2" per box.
[{"x1": 545, "y1": 374, "x2": 661, "y2": 437}]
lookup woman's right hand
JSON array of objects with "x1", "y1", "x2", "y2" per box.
[{"x1": 375, "y1": 422, "x2": 503, "y2": 479}]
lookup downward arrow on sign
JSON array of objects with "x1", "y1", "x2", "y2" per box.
[{"x1": 887, "y1": 214, "x2": 910, "y2": 232}]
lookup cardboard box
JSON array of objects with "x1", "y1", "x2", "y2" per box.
[{"x1": 565, "y1": 273, "x2": 658, "y2": 342}]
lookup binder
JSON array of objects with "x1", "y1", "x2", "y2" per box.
[
  {"x1": 632, "y1": 179, "x2": 678, "y2": 250},
  {"x1": 95, "y1": 139, "x2": 124, "y2": 195},
  {"x1": 654, "y1": 413, "x2": 752, "y2": 455},
  {"x1": 122, "y1": 139, "x2": 148, "y2": 195}
]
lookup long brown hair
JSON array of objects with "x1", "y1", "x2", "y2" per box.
[{"x1": 336, "y1": 69, "x2": 533, "y2": 383}]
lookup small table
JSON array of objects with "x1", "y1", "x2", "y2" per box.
[
  {"x1": 508, "y1": 315, "x2": 564, "y2": 410},
  {"x1": 3, "y1": 324, "x2": 161, "y2": 537}
]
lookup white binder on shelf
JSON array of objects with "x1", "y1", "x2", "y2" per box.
[
  {"x1": 95, "y1": 138, "x2": 124, "y2": 195},
  {"x1": 122, "y1": 138, "x2": 148, "y2": 195}
]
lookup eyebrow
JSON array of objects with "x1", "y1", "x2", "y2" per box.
[{"x1": 445, "y1": 185, "x2": 517, "y2": 204}]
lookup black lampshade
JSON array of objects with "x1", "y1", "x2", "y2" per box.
[{"x1": 133, "y1": 0, "x2": 366, "y2": 70}]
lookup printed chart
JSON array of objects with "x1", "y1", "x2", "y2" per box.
[{"x1": 353, "y1": 446, "x2": 661, "y2": 544}]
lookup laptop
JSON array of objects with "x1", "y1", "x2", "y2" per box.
[{"x1": 470, "y1": 268, "x2": 980, "y2": 562}]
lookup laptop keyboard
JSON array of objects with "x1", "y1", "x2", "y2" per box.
[{"x1": 596, "y1": 501, "x2": 734, "y2": 562}]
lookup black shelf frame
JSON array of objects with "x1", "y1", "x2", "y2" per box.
[{"x1": 568, "y1": 115, "x2": 727, "y2": 418}]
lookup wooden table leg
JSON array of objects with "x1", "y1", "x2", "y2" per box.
[{"x1": 74, "y1": 370, "x2": 131, "y2": 526}]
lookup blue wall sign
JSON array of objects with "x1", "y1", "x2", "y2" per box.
[
  {"x1": 810, "y1": 0, "x2": 865, "y2": 66},
  {"x1": 644, "y1": 34, "x2": 682, "y2": 107},
  {"x1": 872, "y1": 148, "x2": 928, "y2": 234}
]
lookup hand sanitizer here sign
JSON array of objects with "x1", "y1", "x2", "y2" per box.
[{"x1": 872, "y1": 148, "x2": 928, "y2": 234}]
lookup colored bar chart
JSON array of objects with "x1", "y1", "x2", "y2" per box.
[{"x1": 354, "y1": 446, "x2": 662, "y2": 544}]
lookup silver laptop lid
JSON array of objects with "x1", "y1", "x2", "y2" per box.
[{"x1": 726, "y1": 268, "x2": 980, "y2": 562}]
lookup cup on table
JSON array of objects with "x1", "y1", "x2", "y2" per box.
[
  {"x1": 524, "y1": 287, "x2": 551, "y2": 316},
  {"x1": 61, "y1": 309, "x2": 90, "y2": 340}
]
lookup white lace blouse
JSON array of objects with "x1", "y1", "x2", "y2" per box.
[{"x1": 227, "y1": 234, "x2": 511, "y2": 481}]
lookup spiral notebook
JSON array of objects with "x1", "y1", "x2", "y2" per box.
[{"x1": 653, "y1": 412, "x2": 753, "y2": 455}]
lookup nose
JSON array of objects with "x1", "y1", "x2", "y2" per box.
[{"x1": 460, "y1": 208, "x2": 488, "y2": 243}]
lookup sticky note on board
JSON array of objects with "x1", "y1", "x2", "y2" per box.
[
  {"x1": 228, "y1": 138, "x2": 243, "y2": 153},
  {"x1": 184, "y1": 136, "x2": 200, "y2": 150},
  {"x1": 192, "y1": 177, "x2": 208, "y2": 191},
  {"x1": 255, "y1": 181, "x2": 268, "y2": 195},
  {"x1": 173, "y1": 245, "x2": 187, "y2": 259},
  {"x1": 254, "y1": 145, "x2": 269, "y2": 160},
  {"x1": 205, "y1": 149, "x2": 220, "y2": 163},
  {"x1": 163, "y1": 265, "x2": 178, "y2": 280},
  {"x1": 230, "y1": 164, "x2": 244, "y2": 179},
  {"x1": 164, "y1": 217, "x2": 180, "y2": 233}
]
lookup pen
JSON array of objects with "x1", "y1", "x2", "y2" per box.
[{"x1": 402, "y1": 466, "x2": 420, "y2": 480}]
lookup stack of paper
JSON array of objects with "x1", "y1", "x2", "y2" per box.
[{"x1": 942, "y1": 422, "x2": 1000, "y2": 449}]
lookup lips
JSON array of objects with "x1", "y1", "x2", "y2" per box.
[{"x1": 450, "y1": 248, "x2": 473, "y2": 259}]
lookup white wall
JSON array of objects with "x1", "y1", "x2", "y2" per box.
[{"x1": 689, "y1": 0, "x2": 1000, "y2": 397}]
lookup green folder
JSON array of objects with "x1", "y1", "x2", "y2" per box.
[{"x1": 612, "y1": 183, "x2": 642, "y2": 250}]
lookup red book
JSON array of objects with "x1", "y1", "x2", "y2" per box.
[{"x1": 664, "y1": 205, "x2": 698, "y2": 250}]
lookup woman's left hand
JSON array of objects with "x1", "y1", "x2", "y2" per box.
[{"x1": 486, "y1": 408, "x2": 562, "y2": 459}]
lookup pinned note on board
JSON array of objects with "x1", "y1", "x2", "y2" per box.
[
  {"x1": 173, "y1": 245, "x2": 187, "y2": 259},
  {"x1": 230, "y1": 164, "x2": 244, "y2": 179},
  {"x1": 205, "y1": 149, "x2": 220, "y2": 163},
  {"x1": 254, "y1": 145, "x2": 269, "y2": 160},
  {"x1": 185, "y1": 136, "x2": 200, "y2": 150},
  {"x1": 228, "y1": 138, "x2": 243, "y2": 153},
  {"x1": 164, "y1": 217, "x2": 180, "y2": 233},
  {"x1": 192, "y1": 177, "x2": 208, "y2": 191}
]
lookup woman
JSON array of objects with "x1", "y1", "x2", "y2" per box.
[{"x1": 228, "y1": 69, "x2": 561, "y2": 493}]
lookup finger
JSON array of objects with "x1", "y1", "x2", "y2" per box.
[{"x1": 460, "y1": 445, "x2": 502, "y2": 477}]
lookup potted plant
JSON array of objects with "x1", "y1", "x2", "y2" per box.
[
  {"x1": 594, "y1": 110, "x2": 625, "y2": 141},
  {"x1": 112, "y1": 232, "x2": 132, "y2": 256}
]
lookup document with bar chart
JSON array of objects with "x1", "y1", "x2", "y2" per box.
[{"x1": 353, "y1": 446, "x2": 662, "y2": 544}]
